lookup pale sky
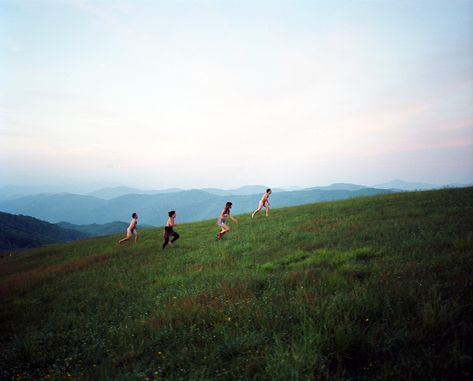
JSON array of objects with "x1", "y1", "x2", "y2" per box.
[{"x1": 1, "y1": 0, "x2": 472, "y2": 190}]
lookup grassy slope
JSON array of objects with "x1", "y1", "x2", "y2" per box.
[{"x1": 1, "y1": 188, "x2": 472, "y2": 380}]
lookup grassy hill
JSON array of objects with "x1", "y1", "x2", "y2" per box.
[
  {"x1": 1, "y1": 188, "x2": 472, "y2": 380},
  {"x1": 0, "y1": 211, "x2": 88, "y2": 253}
]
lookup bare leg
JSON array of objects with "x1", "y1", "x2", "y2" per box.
[
  {"x1": 252, "y1": 201, "x2": 264, "y2": 218},
  {"x1": 118, "y1": 236, "x2": 130, "y2": 244},
  {"x1": 217, "y1": 224, "x2": 230, "y2": 238}
]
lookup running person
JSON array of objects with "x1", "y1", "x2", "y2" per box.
[
  {"x1": 163, "y1": 210, "x2": 180, "y2": 249},
  {"x1": 217, "y1": 202, "x2": 238, "y2": 239},
  {"x1": 252, "y1": 188, "x2": 272, "y2": 218},
  {"x1": 118, "y1": 212, "x2": 139, "y2": 244}
]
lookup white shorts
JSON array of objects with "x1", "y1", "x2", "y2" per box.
[{"x1": 127, "y1": 228, "x2": 137, "y2": 237}]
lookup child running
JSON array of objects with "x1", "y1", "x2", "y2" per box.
[
  {"x1": 118, "y1": 212, "x2": 139, "y2": 244},
  {"x1": 252, "y1": 188, "x2": 272, "y2": 218},
  {"x1": 217, "y1": 201, "x2": 238, "y2": 239},
  {"x1": 163, "y1": 210, "x2": 180, "y2": 249}
]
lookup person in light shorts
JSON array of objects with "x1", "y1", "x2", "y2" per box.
[
  {"x1": 217, "y1": 202, "x2": 238, "y2": 239},
  {"x1": 252, "y1": 188, "x2": 272, "y2": 218},
  {"x1": 118, "y1": 212, "x2": 139, "y2": 244}
]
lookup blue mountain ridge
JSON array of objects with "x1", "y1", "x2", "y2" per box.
[{"x1": 0, "y1": 186, "x2": 395, "y2": 226}]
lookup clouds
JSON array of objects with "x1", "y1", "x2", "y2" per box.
[{"x1": 1, "y1": 0, "x2": 472, "y2": 188}]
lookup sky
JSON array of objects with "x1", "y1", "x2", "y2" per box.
[{"x1": 1, "y1": 0, "x2": 472, "y2": 191}]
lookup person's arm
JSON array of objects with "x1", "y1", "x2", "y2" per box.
[{"x1": 230, "y1": 215, "x2": 238, "y2": 224}]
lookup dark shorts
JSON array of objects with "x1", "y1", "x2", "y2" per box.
[{"x1": 163, "y1": 226, "x2": 174, "y2": 238}]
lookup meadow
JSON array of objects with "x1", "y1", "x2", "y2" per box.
[{"x1": 1, "y1": 188, "x2": 472, "y2": 380}]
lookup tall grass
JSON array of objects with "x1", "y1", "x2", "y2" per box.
[{"x1": 1, "y1": 188, "x2": 472, "y2": 380}]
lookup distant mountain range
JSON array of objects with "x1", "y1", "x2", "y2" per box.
[
  {"x1": 89, "y1": 185, "x2": 290, "y2": 199},
  {"x1": 2, "y1": 181, "x2": 472, "y2": 201},
  {"x1": 0, "y1": 186, "x2": 395, "y2": 226},
  {"x1": 1, "y1": 181, "x2": 471, "y2": 228},
  {"x1": 2, "y1": 180, "x2": 471, "y2": 253},
  {"x1": 200, "y1": 185, "x2": 285, "y2": 196},
  {"x1": 372, "y1": 180, "x2": 437, "y2": 191},
  {"x1": 372, "y1": 179, "x2": 472, "y2": 191},
  {"x1": 308, "y1": 183, "x2": 368, "y2": 191},
  {"x1": 0, "y1": 185, "x2": 281, "y2": 201},
  {"x1": 56, "y1": 221, "x2": 155, "y2": 236},
  {"x1": 56, "y1": 221, "x2": 129, "y2": 237},
  {"x1": 88, "y1": 187, "x2": 183, "y2": 200},
  {"x1": 0, "y1": 211, "x2": 88, "y2": 253},
  {"x1": 0, "y1": 185, "x2": 60, "y2": 201}
]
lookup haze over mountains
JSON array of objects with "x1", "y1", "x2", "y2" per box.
[
  {"x1": 0, "y1": 187, "x2": 387, "y2": 226},
  {"x1": 89, "y1": 187, "x2": 182, "y2": 200},
  {"x1": 0, "y1": 181, "x2": 471, "y2": 228},
  {"x1": 1, "y1": 180, "x2": 470, "y2": 202},
  {"x1": 0, "y1": 184, "x2": 288, "y2": 201},
  {"x1": 373, "y1": 180, "x2": 447, "y2": 191}
]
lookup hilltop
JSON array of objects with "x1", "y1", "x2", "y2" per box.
[
  {"x1": 1, "y1": 188, "x2": 472, "y2": 380},
  {"x1": 0, "y1": 213, "x2": 145, "y2": 253},
  {"x1": 0, "y1": 211, "x2": 87, "y2": 253}
]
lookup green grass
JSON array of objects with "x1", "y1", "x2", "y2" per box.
[{"x1": 1, "y1": 188, "x2": 472, "y2": 380}]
